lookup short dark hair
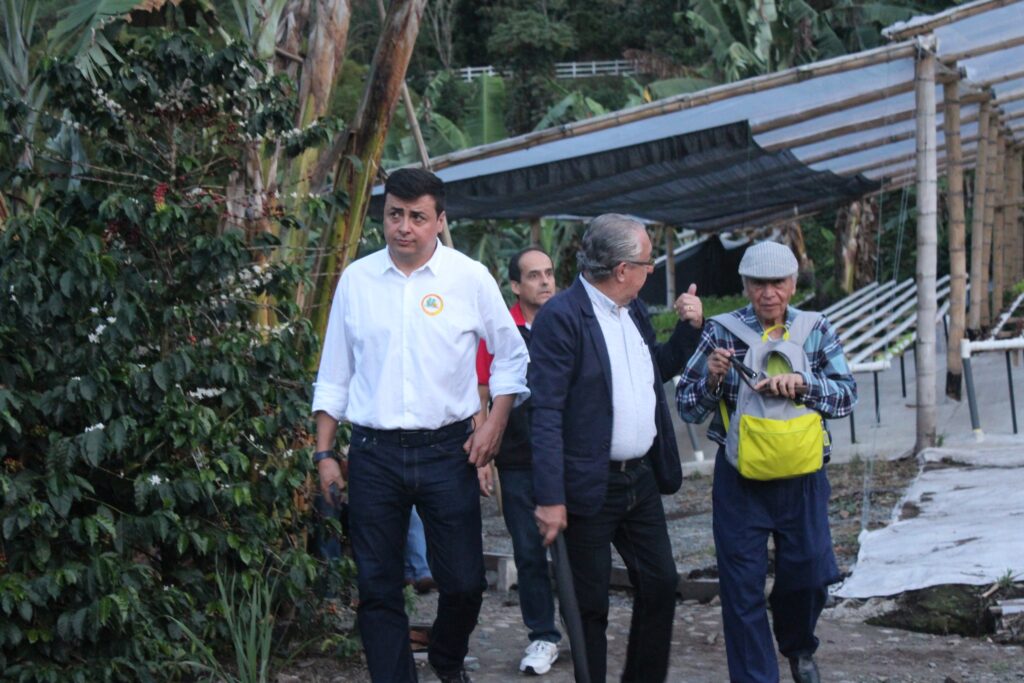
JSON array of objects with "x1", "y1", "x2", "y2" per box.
[
  {"x1": 508, "y1": 246, "x2": 551, "y2": 283},
  {"x1": 384, "y1": 168, "x2": 446, "y2": 215}
]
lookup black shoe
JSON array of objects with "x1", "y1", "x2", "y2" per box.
[
  {"x1": 432, "y1": 668, "x2": 472, "y2": 683},
  {"x1": 788, "y1": 654, "x2": 820, "y2": 683}
]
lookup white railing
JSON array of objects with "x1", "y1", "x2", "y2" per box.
[{"x1": 454, "y1": 59, "x2": 638, "y2": 82}]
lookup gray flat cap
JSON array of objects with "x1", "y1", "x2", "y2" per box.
[{"x1": 738, "y1": 241, "x2": 799, "y2": 279}]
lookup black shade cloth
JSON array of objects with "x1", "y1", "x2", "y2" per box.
[
  {"x1": 371, "y1": 121, "x2": 879, "y2": 231},
  {"x1": 638, "y1": 235, "x2": 748, "y2": 305}
]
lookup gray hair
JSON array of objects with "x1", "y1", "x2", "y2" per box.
[{"x1": 576, "y1": 214, "x2": 646, "y2": 280}]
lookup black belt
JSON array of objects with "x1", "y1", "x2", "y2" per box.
[
  {"x1": 353, "y1": 417, "x2": 473, "y2": 448},
  {"x1": 609, "y1": 457, "x2": 645, "y2": 472}
]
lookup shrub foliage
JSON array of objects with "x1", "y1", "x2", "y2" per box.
[{"x1": 0, "y1": 34, "x2": 331, "y2": 682}]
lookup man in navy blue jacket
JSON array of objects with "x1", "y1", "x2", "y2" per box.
[{"x1": 530, "y1": 214, "x2": 703, "y2": 682}]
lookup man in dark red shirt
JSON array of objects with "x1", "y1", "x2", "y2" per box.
[{"x1": 476, "y1": 247, "x2": 561, "y2": 675}]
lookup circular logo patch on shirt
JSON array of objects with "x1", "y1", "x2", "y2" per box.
[{"x1": 421, "y1": 293, "x2": 444, "y2": 316}]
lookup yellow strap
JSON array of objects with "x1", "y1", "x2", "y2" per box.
[
  {"x1": 719, "y1": 399, "x2": 730, "y2": 431},
  {"x1": 761, "y1": 324, "x2": 790, "y2": 342}
]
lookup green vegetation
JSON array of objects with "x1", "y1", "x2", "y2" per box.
[{"x1": 0, "y1": 33, "x2": 347, "y2": 681}]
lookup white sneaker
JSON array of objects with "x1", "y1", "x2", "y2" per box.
[{"x1": 519, "y1": 640, "x2": 559, "y2": 675}]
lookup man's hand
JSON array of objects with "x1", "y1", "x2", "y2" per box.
[
  {"x1": 317, "y1": 457, "x2": 346, "y2": 505},
  {"x1": 464, "y1": 394, "x2": 513, "y2": 467},
  {"x1": 706, "y1": 347, "x2": 733, "y2": 390},
  {"x1": 754, "y1": 372, "x2": 807, "y2": 399},
  {"x1": 673, "y1": 283, "x2": 703, "y2": 329},
  {"x1": 477, "y1": 463, "x2": 496, "y2": 497},
  {"x1": 535, "y1": 504, "x2": 567, "y2": 547}
]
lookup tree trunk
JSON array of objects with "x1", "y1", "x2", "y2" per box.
[
  {"x1": 779, "y1": 220, "x2": 815, "y2": 292},
  {"x1": 310, "y1": 0, "x2": 429, "y2": 342},
  {"x1": 913, "y1": 46, "x2": 937, "y2": 454},
  {"x1": 968, "y1": 105, "x2": 990, "y2": 336},
  {"x1": 853, "y1": 196, "x2": 878, "y2": 289},
  {"x1": 292, "y1": 0, "x2": 351, "y2": 199},
  {"x1": 943, "y1": 80, "x2": 967, "y2": 400},
  {"x1": 833, "y1": 201, "x2": 862, "y2": 295}
]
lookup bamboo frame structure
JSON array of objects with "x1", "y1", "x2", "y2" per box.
[
  {"x1": 423, "y1": 42, "x2": 919, "y2": 173},
  {"x1": 992, "y1": 142, "x2": 1008, "y2": 325},
  {"x1": 944, "y1": 80, "x2": 969, "y2": 400}
]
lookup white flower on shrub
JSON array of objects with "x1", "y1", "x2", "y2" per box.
[
  {"x1": 149, "y1": 474, "x2": 162, "y2": 486},
  {"x1": 188, "y1": 387, "x2": 226, "y2": 399},
  {"x1": 84, "y1": 423, "x2": 105, "y2": 433}
]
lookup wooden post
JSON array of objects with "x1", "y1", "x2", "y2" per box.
[
  {"x1": 981, "y1": 124, "x2": 1000, "y2": 327},
  {"x1": 969, "y1": 104, "x2": 991, "y2": 334},
  {"x1": 914, "y1": 40, "x2": 938, "y2": 453},
  {"x1": 943, "y1": 80, "x2": 968, "y2": 400},
  {"x1": 530, "y1": 217, "x2": 541, "y2": 246},
  {"x1": 664, "y1": 226, "x2": 676, "y2": 307}
]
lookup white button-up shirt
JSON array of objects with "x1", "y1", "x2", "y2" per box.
[
  {"x1": 312, "y1": 241, "x2": 529, "y2": 430},
  {"x1": 580, "y1": 276, "x2": 656, "y2": 461}
]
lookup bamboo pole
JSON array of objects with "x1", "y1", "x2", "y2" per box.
[
  {"x1": 980, "y1": 124, "x2": 1000, "y2": 327},
  {"x1": 1011, "y1": 153, "x2": 1024, "y2": 284},
  {"x1": 664, "y1": 226, "x2": 676, "y2": 307},
  {"x1": 914, "y1": 41, "x2": 938, "y2": 453},
  {"x1": 530, "y1": 217, "x2": 541, "y2": 245},
  {"x1": 969, "y1": 104, "x2": 992, "y2": 334},
  {"x1": 992, "y1": 141, "x2": 1007, "y2": 324},
  {"x1": 310, "y1": 0, "x2": 429, "y2": 343},
  {"x1": 943, "y1": 35, "x2": 1024, "y2": 64},
  {"x1": 838, "y1": 133, "x2": 981, "y2": 176},
  {"x1": 885, "y1": 0, "x2": 1019, "y2": 39},
  {"x1": 944, "y1": 80, "x2": 968, "y2": 400}
]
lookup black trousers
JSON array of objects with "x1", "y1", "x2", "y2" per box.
[{"x1": 563, "y1": 459, "x2": 678, "y2": 683}]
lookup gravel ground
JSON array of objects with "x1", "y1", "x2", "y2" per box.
[{"x1": 278, "y1": 457, "x2": 1024, "y2": 682}]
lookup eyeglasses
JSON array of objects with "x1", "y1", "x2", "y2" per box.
[{"x1": 622, "y1": 258, "x2": 655, "y2": 268}]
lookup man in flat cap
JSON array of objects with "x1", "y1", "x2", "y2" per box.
[{"x1": 676, "y1": 241, "x2": 856, "y2": 683}]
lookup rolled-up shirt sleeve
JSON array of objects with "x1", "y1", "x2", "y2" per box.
[
  {"x1": 311, "y1": 272, "x2": 353, "y2": 421},
  {"x1": 477, "y1": 272, "x2": 529, "y2": 405}
]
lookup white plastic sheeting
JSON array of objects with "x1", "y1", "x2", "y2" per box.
[{"x1": 833, "y1": 442, "x2": 1024, "y2": 599}]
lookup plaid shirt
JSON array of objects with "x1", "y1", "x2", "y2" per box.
[{"x1": 676, "y1": 305, "x2": 857, "y2": 459}]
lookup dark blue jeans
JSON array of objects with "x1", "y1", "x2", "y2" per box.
[
  {"x1": 564, "y1": 459, "x2": 678, "y2": 683},
  {"x1": 497, "y1": 467, "x2": 561, "y2": 644},
  {"x1": 347, "y1": 422, "x2": 485, "y2": 682},
  {"x1": 712, "y1": 447, "x2": 839, "y2": 683}
]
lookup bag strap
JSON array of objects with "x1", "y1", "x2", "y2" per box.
[
  {"x1": 719, "y1": 399, "x2": 730, "y2": 431},
  {"x1": 785, "y1": 311, "x2": 823, "y2": 346},
  {"x1": 709, "y1": 313, "x2": 763, "y2": 348}
]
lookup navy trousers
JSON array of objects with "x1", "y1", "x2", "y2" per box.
[
  {"x1": 712, "y1": 448, "x2": 839, "y2": 683},
  {"x1": 564, "y1": 459, "x2": 678, "y2": 683},
  {"x1": 498, "y1": 468, "x2": 562, "y2": 644},
  {"x1": 347, "y1": 422, "x2": 485, "y2": 682}
]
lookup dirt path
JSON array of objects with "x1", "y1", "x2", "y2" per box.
[{"x1": 283, "y1": 458, "x2": 1024, "y2": 682}]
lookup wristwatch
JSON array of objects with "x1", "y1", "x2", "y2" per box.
[{"x1": 312, "y1": 450, "x2": 340, "y2": 465}]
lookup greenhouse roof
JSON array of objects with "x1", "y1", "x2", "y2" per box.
[{"x1": 375, "y1": 0, "x2": 1024, "y2": 231}]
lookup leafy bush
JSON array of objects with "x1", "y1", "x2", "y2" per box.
[{"x1": 0, "y1": 34, "x2": 337, "y2": 682}]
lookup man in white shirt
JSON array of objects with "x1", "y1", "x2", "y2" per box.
[
  {"x1": 529, "y1": 214, "x2": 703, "y2": 682},
  {"x1": 311, "y1": 169, "x2": 529, "y2": 683}
]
